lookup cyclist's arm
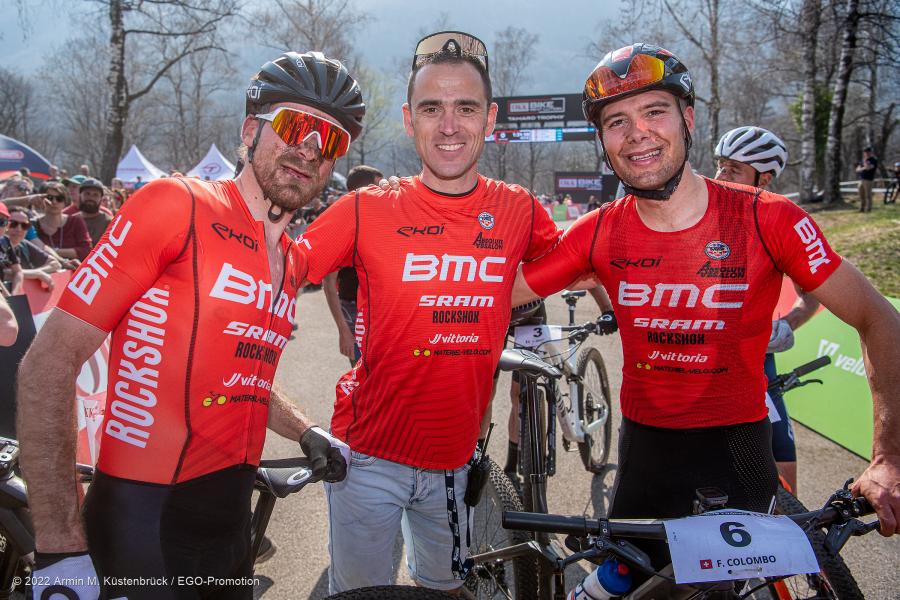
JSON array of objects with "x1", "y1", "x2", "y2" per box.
[
  {"x1": 809, "y1": 262, "x2": 900, "y2": 536},
  {"x1": 295, "y1": 192, "x2": 356, "y2": 285},
  {"x1": 323, "y1": 271, "x2": 355, "y2": 359},
  {"x1": 16, "y1": 310, "x2": 106, "y2": 551},
  {"x1": 266, "y1": 385, "x2": 315, "y2": 442},
  {"x1": 7, "y1": 263, "x2": 23, "y2": 295},
  {"x1": 783, "y1": 281, "x2": 820, "y2": 331},
  {"x1": 588, "y1": 285, "x2": 613, "y2": 312},
  {"x1": 0, "y1": 294, "x2": 16, "y2": 346}
]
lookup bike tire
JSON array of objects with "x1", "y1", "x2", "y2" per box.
[
  {"x1": 465, "y1": 459, "x2": 539, "y2": 600},
  {"x1": 326, "y1": 585, "x2": 457, "y2": 599},
  {"x1": 519, "y1": 383, "x2": 547, "y2": 515},
  {"x1": 575, "y1": 347, "x2": 612, "y2": 474},
  {"x1": 745, "y1": 486, "x2": 864, "y2": 600}
]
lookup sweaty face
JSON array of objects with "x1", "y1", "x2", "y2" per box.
[
  {"x1": 598, "y1": 90, "x2": 692, "y2": 196},
  {"x1": 244, "y1": 103, "x2": 336, "y2": 213},
  {"x1": 403, "y1": 62, "x2": 497, "y2": 192},
  {"x1": 715, "y1": 158, "x2": 760, "y2": 187},
  {"x1": 79, "y1": 188, "x2": 103, "y2": 214}
]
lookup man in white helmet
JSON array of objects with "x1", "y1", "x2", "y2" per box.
[{"x1": 714, "y1": 125, "x2": 817, "y2": 494}]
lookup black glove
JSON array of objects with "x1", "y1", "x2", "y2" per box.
[
  {"x1": 299, "y1": 426, "x2": 348, "y2": 483},
  {"x1": 596, "y1": 310, "x2": 618, "y2": 335}
]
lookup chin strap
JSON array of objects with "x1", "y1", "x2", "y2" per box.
[
  {"x1": 246, "y1": 118, "x2": 289, "y2": 223},
  {"x1": 601, "y1": 118, "x2": 693, "y2": 202}
]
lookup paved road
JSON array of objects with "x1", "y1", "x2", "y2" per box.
[{"x1": 253, "y1": 288, "x2": 899, "y2": 599}]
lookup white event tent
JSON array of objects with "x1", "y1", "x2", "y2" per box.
[
  {"x1": 186, "y1": 144, "x2": 235, "y2": 180},
  {"x1": 116, "y1": 145, "x2": 165, "y2": 185}
]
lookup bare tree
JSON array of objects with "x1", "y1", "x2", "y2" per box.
[
  {"x1": 96, "y1": 0, "x2": 240, "y2": 182},
  {"x1": 252, "y1": 0, "x2": 369, "y2": 65},
  {"x1": 824, "y1": 0, "x2": 862, "y2": 203},
  {"x1": 0, "y1": 66, "x2": 35, "y2": 143},
  {"x1": 343, "y1": 65, "x2": 399, "y2": 169},
  {"x1": 799, "y1": 0, "x2": 823, "y2": 202}
]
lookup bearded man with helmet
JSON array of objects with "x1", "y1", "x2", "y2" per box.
[
  {"x1": 512, "y1": 43, "x2": 900, "y2": 555},
  {"x1": 16, "y1": 51, "x2": 364, "y2": 600}
]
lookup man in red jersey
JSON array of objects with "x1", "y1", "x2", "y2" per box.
[
  {"x1": 16, "y1": 51, "x2": 363, "y2": 600},
  {"x1": 512, "y1": 43, "x2": 900, "y2": 547},
  {"x1": 297, "y1": 32, "x2": 560, "y2": 594}
]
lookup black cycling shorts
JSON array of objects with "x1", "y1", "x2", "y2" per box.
[
  {"x1": 765, "y1": 353, "x2": 797, "y2": 462},
  {"x1": 83, "y1": 466, "x2": 257, "y2": 600},
  {"x1": 610, "y1": 417, "x2": 778, "y2": 569}
]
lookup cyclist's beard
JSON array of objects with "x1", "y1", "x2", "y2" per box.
[{"x1": 251, "y1": 147, "x2": 328, "y2": 213}]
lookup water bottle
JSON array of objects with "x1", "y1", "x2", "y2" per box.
[{"x1": 567, "y1": 558, "x2": 632, "y2": 599}]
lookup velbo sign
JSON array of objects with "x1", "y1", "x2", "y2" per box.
[{"x1": 663, "y1": 510, "x2": 819, "y2": 584}]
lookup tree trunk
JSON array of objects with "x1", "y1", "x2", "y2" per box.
[
  {"x1": 100, "y1": 0, "x2": 128, "y2": 184},
  {"x1": 707, "y1": 0, "x2": 721, "y2": 159},
  {"x1": 799, "y1": 0, "x2": 821, "y2": 203},
  {"x1": 823, "y1": 0, "x2": 861, "y2": 204}
]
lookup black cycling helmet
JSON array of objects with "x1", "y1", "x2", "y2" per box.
[
  {"x1": 581, "y1": 43, "x2": 694, "y2": 201},
  {"x1": 582, "y1": 43, "x2": 694, "y2": 125},
  {"x1": 246, "y1": 51, "x2": 365, "y2": 140}
]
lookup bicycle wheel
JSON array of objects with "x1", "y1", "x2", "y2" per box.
[
  {"x1": 743, "y1": 486, "x2": 864, "y2": 600},
  {"x1": 326, "y1": 585, "x2": 457, "y2": 599},
  {"x1": 465, "y1": 459, "x2": 539, "y2": 600},
  {"x1": 575, "y1": 347, "x2": 612, "y2": 474},
  {"x1": 519, "y1": 381, "x2": 547, "y2": 515}
]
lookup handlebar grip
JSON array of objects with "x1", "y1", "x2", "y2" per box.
[
  {"x1": 793, "y1": 355, "x2": 831, "y2": 377},
  {"x1": 502, "y1": 511, "x2": 599, "y2": 535}
]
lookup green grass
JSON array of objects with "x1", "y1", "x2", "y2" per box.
[{"x1": 805, "y1": 198, "x2": 900, "y2": 298}]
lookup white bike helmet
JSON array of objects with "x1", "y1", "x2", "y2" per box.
[{"x1": 715, "y1": 126, "x2": 788, "y2": 178}]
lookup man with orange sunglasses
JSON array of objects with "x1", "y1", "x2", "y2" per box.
[
  {"x1": 512, "y1": 43, "x2": 900, "y2": 550},
  {"x1": 17, "y1": 51, "x2": 363, "y2": 600}
]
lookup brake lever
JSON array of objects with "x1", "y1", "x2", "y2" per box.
[
  {"x1": 824, "y1": 517, "x2": 881, "y2": 556},
  {"x1": 793, "y1": 378, "x2": 823, "y2": 388}
]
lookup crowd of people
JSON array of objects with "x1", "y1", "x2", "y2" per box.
[{"x1": 1, "y1": 29, "x2": 898, "y2": 600}]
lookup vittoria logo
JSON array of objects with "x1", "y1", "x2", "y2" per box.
[
  {"x1": 704, "y1": 240, "x2": 731, "y2": 261},
  {"x1": 477, "y1": 211, "x2": 495, "y2": 230}
]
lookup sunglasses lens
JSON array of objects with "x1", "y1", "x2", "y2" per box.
[
  {"x1": 268, "y1": 110, "x2": 350, "y2": 160},
  {"x1": 586, "y1": 54, "x2": 666, "y2": 101},
  {"x1": 0, "y1": 219, "x2": 7, "y2": 227},
  {"x1": 413, "y1": 31, "x2": 488, "y2": 70}
]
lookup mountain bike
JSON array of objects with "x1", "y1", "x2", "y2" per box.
[
  {"x1": 763, "y1": 356, "x2": 865, "y2": 599},
  {"x1": 0, "y1": 436, "x2": 320, "y2": 599},
  {"x1": 509, "y1": 290, "x2": 613, "y2": 514}
]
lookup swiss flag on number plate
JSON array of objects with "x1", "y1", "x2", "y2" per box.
[{"x1": 700, "y1": 559, "x2": 713, "y2": 570}]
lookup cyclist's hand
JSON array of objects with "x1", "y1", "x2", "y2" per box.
[
  {"x1": 596, "y1": 310, "x2": 618, "y2": 335},
  {"x1": 377, "y1": 176, "x2": 402, "y2": 191},
  {"x1": 300, "y1": 426, "x2": 350, "y2": 483},
  {"x1": 32, "y1": 551, "x2": 100, "y2": 599},
  {"x1": 852, "y1": 454, "x2": 900, "y2": 536},
  {"x1": 766, "y1": 319, "x2": 794, "y2": 353},
  {"x1": 338, "y1": 328, "x2": 356, "y2": 360}
]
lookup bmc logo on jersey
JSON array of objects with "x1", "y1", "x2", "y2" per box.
[
  {"x1": 793, "y1": 217, "x2": 832, "y2": 274},
  {"x1": 401, "y1": 253, "x2": 506, "y2": 282},
  {"x1": 210, "y1": 262, "x2": 297, "y2": 322},
  {"x1": 67, "y1": 216, "x2": 133, "y2": 305},
  {"x1": 618, "y1": 282, "x2": 748, "y2": 308},
  {"x1": 477, "y1": 211, "x2": 495, "y2": 230}
]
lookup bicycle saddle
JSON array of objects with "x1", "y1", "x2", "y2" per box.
[
  {"x1": 497, "y1": 349, "x2": 562, "y2": 379},
  {"x1": 256, "y1": 457, "x2": 318, "y2": 498},
  {"x1": 561, "y1": 290, "x2": 587, "y2": 299}
]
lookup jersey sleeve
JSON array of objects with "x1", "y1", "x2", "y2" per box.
[
  {"x1": 757, "y1": 194, "x2": 842, "y2": 291},
  {"x1": 523, "y1": 196, "x2": 561, "y2": 261},
  {"x1": 57, "y1": 178, "x2": 192, "y2": 332},
  {"x1": 295, "y1": 191, "x2": 356, "y2": 284},
  {"x1": 521, "y1": 210, "x2": 599, "y2": 298}
]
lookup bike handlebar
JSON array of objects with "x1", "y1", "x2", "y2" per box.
[{"x1": 792, "y1": 355, "x2": 831, "y2": 377}]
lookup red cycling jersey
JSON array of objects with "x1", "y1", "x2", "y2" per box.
[
  {"x1": 524, "y1": 178, "x2": 841, "y2": 429},
  {"x1": 298, "y1": 176, "x2": 560, "y2": 469},
  {"x1": 58, "y1": 178, "x2": 303, "y2": 484}
]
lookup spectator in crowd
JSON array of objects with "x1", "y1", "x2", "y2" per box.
[
  {"x1": 48, "y1": 165, "x2": 60, "y2": 180},
  {"x1": 323, "y1": 165, "x2": 383, "y2": 364},
  {"x1": 134, "y1": 175, "x2": 147, "y2": 190},
  {"x1": 586, "y1": 194, "x2": 600, "y2": 212},
  {"x1": 35, "y1": 183, "x2": 91, "y2": 261},
  {"x1": 887, "y1": 161, "x2": 899, "y2": 204},
  {"x1": 77, "y1": 178, "x2": 112, "y2": 247},
  {"x1": 855, "y1": 146, "x2": 878, "y2": 213},
  {"x1": 61, "y1": 175, "x2": 86, "y2": 208},
  {"x1": 4, "y1": 208, "x2": 60, "y2": 290},
  {"x1": 79, "y1": 164, "x2": 90, "y2": 176},
  {"x1": 0, "y1": 294, "x2": 16, "y2": 346},
  {"x1": 0, "y1": 203, "x2": 24, "y2": 295},
  {"x1": 1, "y1": 175, "x2": 34, "y2": 201}
]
